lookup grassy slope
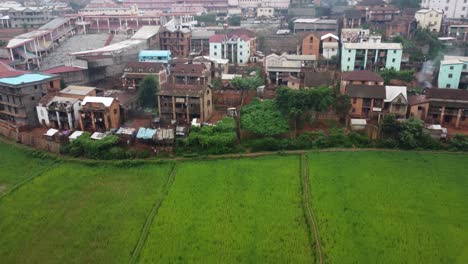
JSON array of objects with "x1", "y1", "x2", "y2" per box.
[
  {"x1": 139, "y1": 156, "x2": 313, "y2": 263},
  {"x1": 308, "y1": 151, "x2": 468, "y2": 263},
  {"x1": 0, "y1": 142, "x2": 56, "y2": 194},
  {"x1": 0, "y1": 162, "x2": 172, "y2": 263}
]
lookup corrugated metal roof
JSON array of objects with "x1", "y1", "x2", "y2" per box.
[
  {"x1": 139, "y1": 50, "x2": 171, "y2": 57},
  {"x1": 0, "y1": 73, "x2": 56, "y2": 85}
]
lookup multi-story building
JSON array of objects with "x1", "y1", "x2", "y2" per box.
[
  {"x1": 385, "y1": 15, "x2": 417, "y2": 38},
  {"x1": 321, "y1": 33, "x2": 339, "y2": 59},
  {"x1": 79, "y1": 96, "x2": 121, "y2": 131},
  {"x1": 121, "y1": 61, "x2": 168, "y2": 90},
  {"x1": 80, "y1": 1, "x2": 139, "y2": 16},
  {"x1": 157, "y1": 63, "x2": 212, "y2": 124},
  {"x1": 0, "y1": 73, "x2": 60, "y2": 127},
  {"x1": 408, "y1": 88, "x2": 468, "y2": 129},
  {"x1": 36, "y1": 85, "x2": 96, "y2": 130},
  {"x1": 340, "y1": 70, "x2": 384, "y2": 95},
  {"x1": 264, "y1": 53, "x2": 317, "y2": 84},
  {"x1": 190, "y1": 30, "x2": 215, "y2": 55},
  {"x1": 293, "y1": 18, "x2": 338, "y2": 33},
  {"x1": 347, "y1": 84, "x2": 386, "y2": 119},
  {"x1": 238, "y1": 0, "x2": 290, "y2": 9},
  {"x1": 421, "y1": 0, "x2": 468, "y2": 19},
  {"x1": 5, "y1": 6, "x2": 51, "y2": 28},
  {"x1": 209, "y1": 34, "x2": 251, "y2": 64},
  {"x1": 159, "y1": 27, "x2": 192, "y2": 57},
  {"x1": 446, "y1": 24, "x2": 468, "y2": 41},
  {"x1": 415, "y1": 9, "x2": 443, "y2": 32},
  {"x1": 341, "y1": 42, "x2": 403, "y2": 72},
  {"x1": 257, "y1": 7, "x2": 275, "y2": 18},
  {"x1": 437, "y1": 55, "x2": 468, "y2": 89}
]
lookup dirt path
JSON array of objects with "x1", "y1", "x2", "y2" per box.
[
  {"x1": 129, "y1": 163, "x2": 177, "y2": 264},
  {"x1": 301, "y1": 154, "x2": 323, "y2": 264}
]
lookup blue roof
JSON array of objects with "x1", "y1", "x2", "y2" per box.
[
  {"x1": 139, "y1": 50, "x2": 171, "y2": 57},
  {"x1": 136, "y1": 127, "x2": 157, "y2": 139},
  {"x1": 0, "y1": 73, "x2": 54, "y2": 86}
]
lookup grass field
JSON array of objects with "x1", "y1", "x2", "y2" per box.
[
  {"x1": 0, "y1": 142, "x2": 57, "y2": 194},
  {"x1": 0, "y1": 161, "x2": 173, "y2": 263},
  {"x1": 1, "y1": 139, "x2": 468, "y2": 263},
  {"x1": 308, "y1": 151, "x2": 468, "y2": 263},
  {"x1": 139, "y1": 156, "x2": 314, "y2": 263}
]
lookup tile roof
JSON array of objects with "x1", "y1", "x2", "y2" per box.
[
  {"x1": 426, "y1": 88, "x2": 468, "y2": 101},
  {"x1": 341, "y1": 70, "x2": 384, "y2": 82},
  {"x1": 171, "y1": 63, "x2": 206, "y2": 76},
  {"x1": 43, "y1": 66, "x2": 85, "y2": 74},
  {"x1": 346, "y1": 85, "x2": 386, "y2": 99},
  {"x1": 124, "y1": 61, "x2": 166, "y2": 73},
  {"x1": 407, "y1": 94, "x2": 428, "y2": 105}
]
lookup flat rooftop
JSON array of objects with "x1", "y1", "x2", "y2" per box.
[
  {"x1": 60, "y1": 85, "x2": 96, "y2": 96},
  {"x1": 343, "y1": 42, "x2": 403, "y2": 50},
  {"x1": 0, "y1": 73, "x2": 56, "y2": 86}
]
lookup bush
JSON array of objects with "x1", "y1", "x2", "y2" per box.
[
  {"x1": 138, "y1": 149, "x2": 151, "y2": 159},
  {"x1": 449, "y1": 134, "x2": 468, "y2": 151},
  {"x1": 61, "y1": 132, "x2": 120, "y2": 159}
]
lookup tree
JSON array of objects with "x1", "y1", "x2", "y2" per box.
[
  {"x1": 138, "y1": 76, "x2": 158, "y2": 109},
  {"x1": 334, "y1": 94, "x2": 351, "y2": 121},
  {"x1": 231, "y1": 75, "x2": 263, "y2": 91},
  {"x1": 228, "y1": 16, "x2": 241, "y2": 26},
  {"x1": 392, "y1": 0, "x2": 421, "y2": 9},
  {"x1": 241, "y1": 99, "x2": 289, "y2": 137}
]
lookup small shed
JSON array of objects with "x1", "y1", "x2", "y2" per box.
[
  {"x1": 44, "y1": 128, "x2": 59, "y2": 141},
  {"x1": 350, "y1": 119, "x2": 366, "y2": 131},
  {"x1": 154, "y1": 128, "x2": 175, "y2": 145},
  {"x1": 90, "y1": 132, "x2": 108, "y2": 140},
  {"x1": 68, "y1": 130, "x2": 84, "y2": 142},
  {"x1": 136, "y1": 127, "x2": 157, "y2": 141}
]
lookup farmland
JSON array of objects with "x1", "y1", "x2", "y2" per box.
[
  {"x1": 308, "y1": 151, "x2": 468, "y2": 263},
  {"x1": 138, "y1": 156, "x2": 313, "y2": 263},
  {"x1": 0, "y1": 140, "x2": 467, "y2": 263}
]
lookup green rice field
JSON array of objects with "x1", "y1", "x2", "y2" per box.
[{"x1": 0, "y1": 141, "x2": 467, "y2": 263}]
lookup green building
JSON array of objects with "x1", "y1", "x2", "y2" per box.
[
  {"x1": 341, "y1": 42, "x2": 403, "y2": 72},
  {"x1": 437, "y1": 56, "x2": 468, "y2": 89}
]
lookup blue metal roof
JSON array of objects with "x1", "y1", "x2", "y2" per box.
[
  {"x1": 136, "y1": 127, "x2": 157, "y2": 140},
  {"x1": 139, "y1": 50, "x2": 171, "y2": 57},
  {"x1": 0, "y1": 73, "x2": 54, "y2": 86}
]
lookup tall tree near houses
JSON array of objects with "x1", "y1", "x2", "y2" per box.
[{"x1": 138, "y1": 76, "x2": 158, "y2": 109}]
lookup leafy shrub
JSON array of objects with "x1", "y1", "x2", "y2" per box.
[
  {"x1": 138, "y1": 149, "x2": 151, "y2": 159},
  {"x1": 449, "y1": 134, "x2": 468, "y2": 151},
  {"x1": 61, "y1": 132, "x2": 120, "y2": 159}
]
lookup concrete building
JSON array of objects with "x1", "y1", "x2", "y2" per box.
[
  {"x1": 264, "y1": 53, "x2": 316, "y2": 85},
  {"x1": 415, "y1": 9, "x2": 443, "y2": 32},
  {"x1": 437, "y1": 55, "x2": 468, "y2": 89},
  {"x1": 408, "y1": 88, "x2": 468, "y2": 129},
  {"x1": 80, "y1": 2, "x2": 139, "y2": 16},
  {"x1": 4, "y1": 6, "x2": 51, "y2": 29},
  {"x1": 0, "y1": 72, "x2": 60, "y2": 127},
  {"x1": 446, "y1": 24, "x2": 468, "y2": 41},
  {"x1": 347, "y1": 84, "x2": 386, "y2": 119},
  {"x1": 293, "y1": 18, "x2": 338, "y2": 33},
  {"x1": 79, "y1": 96, "x2": 121, "y2": 131},
  {"x1": 257, "y1": 7, "x2": 275, "y2": 18},
  {"x1": 341, "y1": 42, "x2": 403, "y2": 72},
  {"x1": 158, "y1": 63, "x2": 212, "y2": 124},
  {"x1": 159, "y1": 26, "x2": 192, "y2": 57},
  {"x1": 238, "y1": 0, "x2": 290, "y2": 9},
  {"x1": 340, "y1": 70, "x2": 384, "y2": 95},
  {"x1": 421, "y1": 0, "x2": 468, "y2": 19},
  {"x1": 122, "y1": 61, "x2": 167, "y2": 90},
  {"x1": 209, "y1": 34, "x2": 251, "y2": 64},
  {"x1": 190, "y1": 30, "x2": 215, "y2": 55},
  {"x1": 36, "y1": 85, "x2": 96, "y2": 130},
  {"x1": 138, "y1": 50, "x2": 172, "y2": 63},
  {"x1": 321, "y1": 33, "x2": 339, "y2": 59},
  {"x1": 341, "y1": 28, "x2": 382, "y2": 43}
]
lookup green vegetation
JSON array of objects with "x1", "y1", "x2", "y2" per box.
[
  {"x1": 393, "y1": 29, "x2": 444, "y2": 61},
  {"x1": 139, "y1": 156, "x2": 314, "y2": 263},
  {"x1": 228, "y1": 15, "x2": 241, "y2": 26},
  {"x1": 138, "y1": 76, "x2": 158, "y2": 109},
  {"x1": 231, "y1": 74, "x2": 263, "y2": 91},
  {"x1": 0, "y1": 141, "x2": 467, "y2": 263},
  {"x1": 60, "y1": 132, "x2": 132, "y2": 159},
  {"x1": 378, "y1": 68, "x2": 415, "y2": 84},
  {"x1": 308, "y1": 151, "x2": 468, "y2": 263},
  {"x1": 0, "y1": 142, "x2": 56, "y2": 194},
  {"x1": 241, "y1": 99, "x2": 289, "y2": 136},
  {"x1": 0, "y1": 161, "x2": 173, "y2": 263},
  {"x1": 194, "y1": 13, "x2": 217, "y2": 26},
  {"x1": 177, "y1": 117, "x2": 238, "y2": 155}
]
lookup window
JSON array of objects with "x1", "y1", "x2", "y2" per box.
[
  {"x1": 34, "y1": 85, "x2": 37, "y2": 90},
  {"x1": 240, "y1": 52, "x2": 243, "y2": 55},
  {"x1": 214, "y1": 52, "x2": 217, "y2": 56},
  {"x1": 348, "y1": 58, "x2": 351, "y2": 61},
  {"x1": 240, "y1": 45, "x2": 243, "y2": 48},
  {"x1": 450, "y1": 66, "x2": 454, "y2": 70},
  {"x1": 31, "y1": 96, "x2": 35, "y2": 101},
  {"x1": 449, "y1": 74, "x2": 453, "y2": 78},
  {"x1": 240, "y1": 59, "x2": 243, "y2": 63},
  {"x1": 464, "y1": 64, "x2": 467, "y2": 70},
  {"x1": 392, "y1": 58, "x2": 396, "y2": 63},
  {"x1": 446, "y1": 84, "x2": 451, "y2": 88},
  {"x1": 393, "y1": 50, "x2": 397, "y2": 54},
  {"x1": 353, "y1": 98, "x2": 357, "y2": 104},
  {"x1": 352, "y1": 108, "x2": 356, "y2": 113},
  {"x1": 114, "y1": 109, "x2": 117, "y2": 114},
  {"x1": 417, "y1": 106, "x2": 422, "y2": 110},
  {"x1": 207, "y1": 100, "x2": 211, "y2": 106},
  {"x1": 214, "y1": 45, "x2": 217, "y2": 49}
]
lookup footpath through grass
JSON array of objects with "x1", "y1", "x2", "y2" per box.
[
  {"x1": 0, "y1": 162, "x2": 173, "y2": 263},
  {"x1": 0, "y1": 142, "x2": 56, "y2": 194},
  {"x1": 139, "y1": 156, "x2": 314, "y2": 263},
  {"x1": 308, "y1": 151, "x2": 468, "y2": 263}
]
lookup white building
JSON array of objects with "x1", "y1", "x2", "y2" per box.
[
  {"x1": 257, "y1": 7, "x2": 274, "y2": 18},
  {"x1": 238, "y1": 0, "x2": 289, "y2": 9},
  {"x1": 415, "y1": 9, "x2": 443, "y2": 32},
  {"x1": 36, "y1": 96, "x2": 82, "y2": 129},
  {"x1": 209, "y1": 34, "x2": 251, "y2": 64},
  {"x1": 420, "y1": 0, "x2": 468, "y2": 19},
  {"x1": 321, "y1": 33, "x2": 339, "y2": 59}
]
